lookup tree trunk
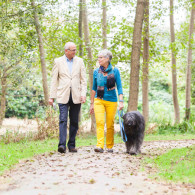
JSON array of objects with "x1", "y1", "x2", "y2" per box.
[
  {"x1": 78, "y1": 0, "x2": 83, "y2": 122},
  {"x1": 79, "y1": 0, "x2": 83, "y2": 57},
  {"x1": 128, "y1": 0, "x2": 145, "y2": 111},
  {"x1": 170, "y1": 0, "x2": 180, "y2": 123},
  {"x1": 0, "y1": 76, "x2": 7, "y2": 126},
  {"x1": 102, "y1": 0, "x2": 107, "y2": 49},
  {"x1": 82, "y1": 0, "x2": 96, "y2": 133},
  {"x1": 31, "y1": 0, "x2": 49, "y2": 106},
  {"x1": 185, "y1": 0, "x2": 195, "y2": 120},
  {"x1": 142, "y1": 0, "x2": 149, "y2": 122}
]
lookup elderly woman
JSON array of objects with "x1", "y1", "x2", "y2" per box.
[{"x1": 90, "y1": 49, "x2": 123, "y2": 153}]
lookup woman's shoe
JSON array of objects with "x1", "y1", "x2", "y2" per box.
[
  {"x1": 107, "y1": 149, "x2": 113, "y2": 153},
  {"x1": 94, "y1": 147, "x2": 104, "y2": 153}
]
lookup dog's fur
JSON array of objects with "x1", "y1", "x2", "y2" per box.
[{"x1": 122, "y1": 111, "x2": 145, "y2": 155}]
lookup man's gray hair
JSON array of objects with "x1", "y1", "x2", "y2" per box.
[
  {"x1": 98, "y1": 49, "x2": 113, "y2": 62},
  {"x1": 64, "y1": 42, "x2": 75, "y2": 50}
]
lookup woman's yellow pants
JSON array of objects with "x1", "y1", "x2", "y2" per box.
[{"x1": 94, "y1": 98, "x2": 117, "y2": 149}]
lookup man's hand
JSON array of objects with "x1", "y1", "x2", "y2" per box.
[
  {"x1": 80, "y1": 96, "x2": 86, "y2": 104},
  {"x1": 49, "y1": 98, "x2": 54, "y2": 106}
]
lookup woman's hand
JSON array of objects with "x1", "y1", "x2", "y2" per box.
[
  {"x1": 90, "y1": 103, "x2": 94, "y2": 114},
  {"x1": 119, "y1": 102, "x2": 124, "y2": 110}
]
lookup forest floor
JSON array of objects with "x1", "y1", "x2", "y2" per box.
[{"x1": 0, "y1": 140, "x2": 195, "y2": 195}]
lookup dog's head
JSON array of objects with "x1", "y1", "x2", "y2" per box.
[{"x1": 122, "y1": 112, "x2": 137, "y2": 127}]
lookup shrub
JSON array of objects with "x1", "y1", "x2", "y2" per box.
[
  {"x1": 35, "y1": 107, "x2": 59, "y2": 140},
  {"x1": 157, "y1": 116, "x2": 195, "y2": 134},
  {"x1": 5, "y1": 87, "x2": 44, "y2": 119}
]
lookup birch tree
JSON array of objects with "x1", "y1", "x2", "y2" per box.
[
  {"x1": 170, "y1": 0, "x2": 180, "y2": 123},
  {"x1": 82, "y1": 0, "x2": 96, "y2": 132},
  {"x1": 31, "y1": 0, "x2": 49, "y2": 105},
  {"x1": 185, "y1": 0, "x2": 195, "y2": 120},
  {"x1": 79, "y1": 0, "x2": 83, "y2": 57},
  {"x1": 102, "y1": 0, "x2": 107, "y2": 49},
  {"x1": 142, "y1": 0, "x2": 149, "y2": 122},
  {"x1": 128, "y1": 0, "x2": 145, "y2": 111}
]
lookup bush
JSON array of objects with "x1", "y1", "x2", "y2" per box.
[
  {"x1": 5, "y1": 87, "x2": 44, "y2": 119},
  {"x1": 149, "y1": 101, "x2": 173, "y2": 124},
  {"x1": 157, "y1": 111, "x2": 195, "y2": 134},
  {"x1": 157, "y1": 121, "x2": 194, "y2": 134},
  {"x1": 35, "y1": 107, "x2": 59, "y2": 140}
]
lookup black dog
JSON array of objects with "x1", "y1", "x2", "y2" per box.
[{"x1": 122, "y1": 111, "x2": 145, "y2": 155}]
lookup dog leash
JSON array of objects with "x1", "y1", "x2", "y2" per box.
[{"x1": 118, "y1": 109, "x2": 127, "y2": 142}]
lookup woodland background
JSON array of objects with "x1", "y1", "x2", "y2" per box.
[{"x1": 0, "y1": 0, "x2": 194, "y2": 133}]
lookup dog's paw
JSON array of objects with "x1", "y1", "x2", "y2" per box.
[{"x1": 129, "y1": 152, "x2": 137, "y2": 155}]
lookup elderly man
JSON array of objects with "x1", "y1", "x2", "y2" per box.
[{"x1": 49, "y1": 42, "x2": 87, "y2": 153}]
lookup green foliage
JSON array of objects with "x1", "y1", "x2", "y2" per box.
[
  {"x1": 157, "y1": 120, "x2": 195, "y2": 134},
  {"x1": 151, "y1": 146, "x2": 195, "y2": 183},
  {"x1": 157, "y1": 109, "x2": 195, "y2": 134},
  {"x1": 0, "y1": 0, "x2": 194, "y2": 126},
  {"x1": 5, "y1": 87, "x2": 45, "y2": 119},
  {"x1": 147, "y1": 79, "x2": 173, "y2": 123},
  {"x1": 149, "y1": 79, "x2": 172, "y2": 104}
]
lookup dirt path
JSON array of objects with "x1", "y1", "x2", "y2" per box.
[
  {"x1": 0, "y1": 140, "x2": 195, "y2": 195},
  {"x1": 0, "y1": 118, "x2": 38, "y2": 135}
]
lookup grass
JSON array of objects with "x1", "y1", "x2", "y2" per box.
[
  {"x1": 144, "y1": 133, "x2": 195, "y2": 141},
  {"x1": 144, "y1": 145, "x2": 195, "y2": 184},
  {"x1": 0, "y1": 139, "x2": 58, "y2": 175}
]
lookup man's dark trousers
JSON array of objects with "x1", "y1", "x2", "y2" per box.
[{"x1": 58, "y1": 93, "x2": 81, "y2": 150}]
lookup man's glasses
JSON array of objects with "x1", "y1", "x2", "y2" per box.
[{"x1": 68, "y1": 49, "x2": 77, "y2": 52}]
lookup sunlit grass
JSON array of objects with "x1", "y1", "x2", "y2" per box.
[
  {"x1": 144, "y1": 146, "x2": 195, "y2": 184},
  {"x1": 0, "y1": 139, "x2": 58, "y2": 175},
  {"x1": 144, "y1": 133, "x2": 195, "y2": 141}
]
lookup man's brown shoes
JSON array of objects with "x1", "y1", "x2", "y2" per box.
[
  {"x1": 58, "y1": 146, "x2": 66, "y2": 153},
  {"x1": 69, "y1": 148, "x2": 77, "y2": 153}
]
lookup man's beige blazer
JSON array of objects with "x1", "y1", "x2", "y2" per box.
[{"x1": 50, "y1": 55, "x2": 87, "y2": 104}]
